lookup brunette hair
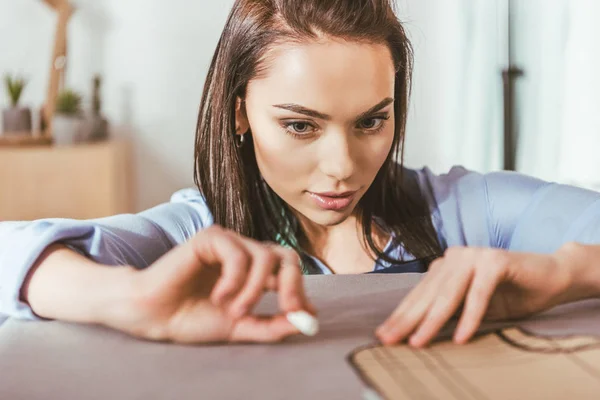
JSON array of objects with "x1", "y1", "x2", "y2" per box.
[{"x1": 194, "y1": 0, "x2": 441, "y2": 272}]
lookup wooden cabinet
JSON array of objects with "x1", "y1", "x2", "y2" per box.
[{"x1": 0, "y1": 141, "x2": 132, "y2": 221}]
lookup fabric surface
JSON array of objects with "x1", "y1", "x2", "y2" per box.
[{"x1": 1, "y1": 274, "x2": 599, "y2": 400}]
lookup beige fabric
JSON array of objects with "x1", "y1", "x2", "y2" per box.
[{"x1": 1, "y1": 274, "x2": 599, "y2": 400}]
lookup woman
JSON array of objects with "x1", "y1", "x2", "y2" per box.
[{"x1": 2, "y1": 0, "x2": 600, "y2": 346}]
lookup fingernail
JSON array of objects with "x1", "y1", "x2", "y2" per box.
[
  {"x1": 453, "y1": 326, "x2": 466, "y2": 343},
  {"x1": 375, "y1": 328, "x2": 394, "y2": 345},
  {"x1": 379, "y1": 333, "x2": 396, "y2": 346},
  {"x1": 409, "y1": 335, "x2": 422, "y2": 348},
  {"x1": 454, "y1": 332, "x2": 467, "y2": 344}
]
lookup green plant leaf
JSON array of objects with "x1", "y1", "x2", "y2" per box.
[
  {"x1": 4, "y1": 74, "x2": 26, "y2": 107},
  {"x1": 55, "y1": 89, "x2": 83, "y2": 116}
]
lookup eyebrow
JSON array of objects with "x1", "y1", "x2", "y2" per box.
[{"x1": 272, "y1": 97, "x2": 395, "y2": 121}]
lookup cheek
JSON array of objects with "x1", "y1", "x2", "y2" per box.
[{"x1": 251, "y1": 127, "x2": 313, "y2": 194}]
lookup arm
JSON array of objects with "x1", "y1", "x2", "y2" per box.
[
  {"x1": 378, "y1": 168, "x2": 600, "y2": 347},
  {"x1": 2, "y1": 190, "x2": 315, "y2": 343},
  {"x1": 22, "y1": 230, "x2": 314, "y2": 344},
  {"x1": 21, "y1": 244, "x2": 137, "y2": 324},
  {"x1": 378, "y1": 241, "x2": 600, "y2": 347},
  {"x1": 556, "y1": 242, "x2": 600, "y2": 303},
  {"x1": 0, "y1": 189, "x2": 211, "y2": 320}
]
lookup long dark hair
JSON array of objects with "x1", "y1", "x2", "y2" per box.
[{"x1": 194, "y1": 0, "x2": 442, "y2": 272}]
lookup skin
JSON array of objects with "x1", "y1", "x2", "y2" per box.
[
  {"x1": 237, "y1": 39, "x2": 396, "y2": 274},
  {"x1": 377, "y1": 247, "x2": 581, "y2": 347},
  {"x1": 234, "y1": 38, "x2": 600, "y2": 346},
  {"x1": 25, "y1": 227, "x2": 316, "y2": 344},
  {"x1": 23, "y1": 38, "x2": 600, "y2": 345}
]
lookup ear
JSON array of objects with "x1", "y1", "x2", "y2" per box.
[{"x1": 235, "y1": 97, "x2": 250, "y2": 136}]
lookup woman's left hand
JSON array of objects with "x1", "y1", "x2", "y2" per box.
[{"x1": 375, "y1": 246, "x2": 578, "y2": 347}]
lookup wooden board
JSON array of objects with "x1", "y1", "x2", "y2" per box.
[{"x1": 41, "y1": 0, "x2": 74, "y2": 135}]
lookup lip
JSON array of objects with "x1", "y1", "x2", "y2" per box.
[{"x1": 308, "y1": 190, "x2": 358, "y2": 211}]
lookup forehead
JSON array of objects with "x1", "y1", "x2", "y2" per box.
[{"x1": 246, "y1": 40, "x2": 396, "y2": 117}]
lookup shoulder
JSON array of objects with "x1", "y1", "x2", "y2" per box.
[
  {"x1": 401, "y1": 166, "x2": 482, "y2": 211},
  {"x1": 168, "y1": 188, "x2": 214, "y2": 226},
  {"x1": 406, "y1": 165, "x2": 549, "y2": 207},
  {"x1": 403, "y1": 165, "x2": 553, "y2": 248}
]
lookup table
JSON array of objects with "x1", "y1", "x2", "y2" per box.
[{"x1": 1, "y1": 274, "x2": 599, "y2": 400}]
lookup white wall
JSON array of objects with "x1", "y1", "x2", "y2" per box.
[
  {"x1": 0, "y1": 0, "x2": 235, "y2": 211},
  {"x1": 1, "y1": 0, "x2": 500, "y2": 211},
  {"x1": 2, "y1": 0, "x2": 597, "y2": 212}
]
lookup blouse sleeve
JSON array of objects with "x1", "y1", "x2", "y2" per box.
[
  {"x1": 414, "y1": 166, "x2": 600, "y2": 253},
  {"x1": 0, "y1": 188, "x2": 213, "y2": 320}
]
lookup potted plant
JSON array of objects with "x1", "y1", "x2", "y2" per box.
[
  {"x1": 2, "y1": 74, "x2": 32, "y2": 134},
  {"x1": 53, "y1": 88, "x2": 84, "y2": 145}
]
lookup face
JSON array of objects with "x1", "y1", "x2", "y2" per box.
[{"x1": 238, "y1": 39, "x2": 396, "y2": 228}]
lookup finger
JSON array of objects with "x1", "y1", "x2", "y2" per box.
[
  {"x1": 377, "y1": 261, "x2": 441, "y2": 325},
  {"x1": 453, "y1": 264, "x2": 506, "y2": 344},
  {"x1": 186, "y1": 230, "x2": 251, "y2": 306},
  {"x1": 272, "y1": 247, "x2": 316, "y2": 315},
  {"x1": 262, "y1": 272, "x2": 316, "y2": 314},
  {"x1": 265, "y1": 275, "x2": 278, "y2": 291},
  {"x1": 408, "y1": 265, "x2": 475, "y2": 348},
  {"x1": 229, "y1": 314, "x2": 300, "y2": 343},
  {"x1": 375, "y1": 263, "x2": 446, "y2": 344},
  {"x1": 228, "y1": 240, "x2": 281, "y2": 318},
  {"x1": 163, "y1": 227, "x2": 250, "y2": 305},
  {"x1": 264, "y1": 247, "x2": 317, "y2": 316}
]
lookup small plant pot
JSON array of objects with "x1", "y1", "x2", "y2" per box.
[
  {"x1": 2, "y1": 107, "x2": 32, "y2": 134},
  {"x1": 53, "y1": 114, "x2": 85, "y2": 145},
  {"x1": 81, "y1": 114, "x2": 109, "y2": 142}
]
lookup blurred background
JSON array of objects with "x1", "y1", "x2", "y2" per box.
[{"x1": 0, "y1": 0, "x2": 599, "y2": 219}]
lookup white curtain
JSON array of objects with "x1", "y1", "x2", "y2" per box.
[
  {"x1": 401, "y1": 0, "x2": 600, "y2": 188},
  {"x1": 513, "y1": 0, "x2": 569, "y2": 182},
  {"x1": 400, "y1": 0, "x2": 504, "y2": 174},
  {"x1": 556, "y1": 0, "x2": 600, "y2": 189},
  {"x1": 512, "y1": 1, "x2": 561, "y2": 181},
  {"x1": 515, "y1": 0, "x2": 600, "y2": 189}
]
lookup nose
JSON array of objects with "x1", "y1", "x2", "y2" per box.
[{"x1": 319, "y1": 131, "x2": 356, "y2": 182}]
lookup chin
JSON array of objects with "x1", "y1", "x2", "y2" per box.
[{"x1": 305, "y1": 209, "x2": 354, "y2": 227}]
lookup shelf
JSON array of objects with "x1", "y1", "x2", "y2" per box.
[
  {"x1": 0, "y1": 133, "x2": 53, "y2": 147},
  {"x1": 0, "y1": 140, "x2": 132, "y2": 220}
]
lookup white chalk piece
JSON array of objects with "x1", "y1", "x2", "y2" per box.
[{"x1": 286, "y1": 311, "x2": 319, "y2": 337}]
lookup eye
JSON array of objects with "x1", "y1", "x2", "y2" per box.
[
  {"x1": 282, "y1": 121, "x2": 317, "y2": 138},
  {"x1": 358, "y1": 115, "x2": 390, "y2": 132},
  {"x1": 290, "y1": 122, "x2": 311, "y2": 133}
]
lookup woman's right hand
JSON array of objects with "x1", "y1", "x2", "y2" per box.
[{"x1": 100, "y1": 226, "x2": 316, "y2": 344}]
